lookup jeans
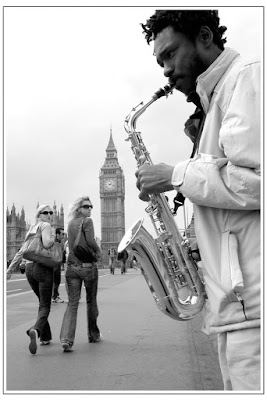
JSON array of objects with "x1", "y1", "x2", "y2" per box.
[
  {"x1": 52, "y1": 265, "x2": 61, "y2": 299},
  {"x1": 26, "y1": 262, "x2": 54, "y2": 341},
  {"x1": 60, "y1": 263, "x2": 99, "y2": 346}
]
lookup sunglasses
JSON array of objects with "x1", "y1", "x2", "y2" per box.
[
  {"x1": 82, "y1": 205, "x2": 93, "y2": 209},
  {"x1": 40, "y1": 211, "x2": 53, "y2": 215}
]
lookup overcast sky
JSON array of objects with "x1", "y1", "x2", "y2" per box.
[{"x1": 4, "y1": 5, "x2": 263, "y2": 238}]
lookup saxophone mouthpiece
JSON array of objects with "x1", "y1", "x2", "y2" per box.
[{"x1": 153, "y1": 83, "x2": 175, "y2": 100}]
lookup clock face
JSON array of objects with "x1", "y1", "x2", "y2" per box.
[{"x1": 104, "y1": 178, "x2": 116, "y2": 191}]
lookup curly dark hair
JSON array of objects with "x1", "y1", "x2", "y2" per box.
[{"x1": 141, "y1": 10, "x2": 227, "y2": 50}]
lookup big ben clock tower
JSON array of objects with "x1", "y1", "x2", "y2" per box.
[{"x1": 100, "y1": 130, "x2": 125, "y2": 265}]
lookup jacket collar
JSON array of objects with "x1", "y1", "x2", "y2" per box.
[{"x1": 196, "y1": 47, "x2": 240, "y2": 113}]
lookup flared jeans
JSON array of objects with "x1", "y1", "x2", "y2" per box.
[{"x1": 60, "y1": 263, "x2": 99, "y2": 346}]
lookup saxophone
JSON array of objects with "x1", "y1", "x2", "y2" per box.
[{"x1": 118, "y1": 83, "x2": 206, "y2": 321}]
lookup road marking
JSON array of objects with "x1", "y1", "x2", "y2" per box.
[
  {"x1": 7, "y1": 278, "x2": 27, "y2": 283},
  {"x1": 7, "y1": 272, "x2": 112, "y2": 283},
  {"x1": 7, "y1": 290, "x2": 33, "y2": 298},
  {"x1": 6, "y1": 289, "x2": 22, "y2": 293},
  {"x1": 6, "y1": 272, "x2": 116, "y2": 298}
]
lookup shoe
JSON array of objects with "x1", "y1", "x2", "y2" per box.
[
  {"x1": 40, "y1": 340, "x2": 51, "y2": 346},
  {"x1": 62, "y1": 342, "x2": 73, "y2": 352},
  {"x1": 29, "y1": 329, "x2": 38, "y2": 354},
  {"x1": 52, "y1": 297, "x2": 64, "y2": 303},
  {"x1": 89, "y1": 333, "x2": 102, "y2": 343}
]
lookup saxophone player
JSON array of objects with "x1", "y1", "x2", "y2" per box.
[{"x1": 136, "y1": 10, "x2": 261, "y2": 391}]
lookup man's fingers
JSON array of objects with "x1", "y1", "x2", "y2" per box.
[{"x1": 139, "y1": 191, "x2": 150, "y2": 202}]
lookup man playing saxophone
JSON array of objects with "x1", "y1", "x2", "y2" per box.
[{"x1": 135, "y1": 10, "x2": 260, "y2": 391}]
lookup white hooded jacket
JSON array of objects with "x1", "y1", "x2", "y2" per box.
[{"x1": 172, "y1": 48, "x2": 261, "y2": 334}]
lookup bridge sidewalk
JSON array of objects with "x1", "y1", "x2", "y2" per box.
[{"x1": 5, "y1": 271, "x2": 223, "y2": 392}]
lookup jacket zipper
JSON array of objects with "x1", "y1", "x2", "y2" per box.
[{"x1": 235, "y1": 293, "x2": 247, "y2": 320}]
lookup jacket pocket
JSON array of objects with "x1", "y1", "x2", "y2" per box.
[{"x1": 221, "y1": 231, "x2": 244, "y2": 301}]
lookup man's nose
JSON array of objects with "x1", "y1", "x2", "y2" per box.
[{"x1": 163, "y1": 63, "x2": 174, "y2": 78}]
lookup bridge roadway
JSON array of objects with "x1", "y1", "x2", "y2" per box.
[{"x1": 5, "y1": 268, "x2": 223, "y2": 394}]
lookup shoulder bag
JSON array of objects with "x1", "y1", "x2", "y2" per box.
[
  {"x1": 22, "y1": 225, "x2": 62, "y2": 268},
  {"x1": 73, "y1": 218, "x2": 98, "y2": 263}
]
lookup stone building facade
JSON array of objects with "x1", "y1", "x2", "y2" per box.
[
  {"x1": 6, "y1": 204, "x2": 28, "y2": 264},
  {"x1": 186, "y1": 214, "x2": 196, "y2": 238}
]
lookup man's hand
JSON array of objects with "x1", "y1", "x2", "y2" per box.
[
  {"x1": 188, "y1": 238, "x2": 201, "y2": 262},
  {"x1": 135, "y1": 163, "x2": 174, "y2": 201}
]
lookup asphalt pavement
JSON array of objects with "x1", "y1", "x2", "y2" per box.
[{"x1": 5, "y1": 268, "x2": 224, "y2": 394}]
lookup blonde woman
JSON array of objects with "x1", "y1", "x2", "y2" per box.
[
  {"x1": 60, "y1": 196, "x2": 101, "y2": 352},
  {"x1": 7, "y1": 204, "x2": 56, "y2": 354}
]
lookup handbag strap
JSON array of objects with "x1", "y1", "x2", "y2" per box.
[
  {"x1": 35, "y1": 226, "x2": 42, "y2": 238},
  {"x1": 25, "y1": 222, "x2": 42, "y2": 241},
  {"x1": 80, "y1": 218, "x2": 89, "y2": 246},
  {"x1": 34, "y1": 222, "x2": 44, "y2": 240}
]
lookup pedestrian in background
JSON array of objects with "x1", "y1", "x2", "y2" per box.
[
  {"x1": 52, "y1": 227, "x2": 65, "y2": 303},
  {"x1": 137, "y1": 10, "x2": 260, "y2": 390},
  {"x1": 131, "y1": 256, "x2": 139, "y2": 271},
  {"x1": 60, "y1": 196, "x2": 101, "y2": 352},
  {"x1": 117, "y1": 249, "x2": 128, "y2": 274},
  {"x1": 108, "y1": 247, "x2": 117, "y2": 274}
]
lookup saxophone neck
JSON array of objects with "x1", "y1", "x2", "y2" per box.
[
  {"x1": 124, "y1": 98, "x2": 155, "y2": 134},
  {"x1": 124, "y1": 83, "x2": 175, "y2": 134}
]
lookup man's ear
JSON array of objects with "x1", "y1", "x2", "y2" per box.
[{"x1": 198, "y1": 26, "x2": 213, "y2": 47}]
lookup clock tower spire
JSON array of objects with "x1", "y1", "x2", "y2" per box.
[{"x1": 99, "y1": 129, "x2": 125, "y2": 265}]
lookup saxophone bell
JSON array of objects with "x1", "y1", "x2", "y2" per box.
[{"x1": 119, "y1": 218, "x2": 205, "y2": 321}]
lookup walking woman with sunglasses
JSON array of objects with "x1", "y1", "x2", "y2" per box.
[
  {"x1": 7, "y1": 204, "x2": 56, "y2": 354},
  {"x1": 60, "y1": 196, "x2": 101, "y2": 352}
]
